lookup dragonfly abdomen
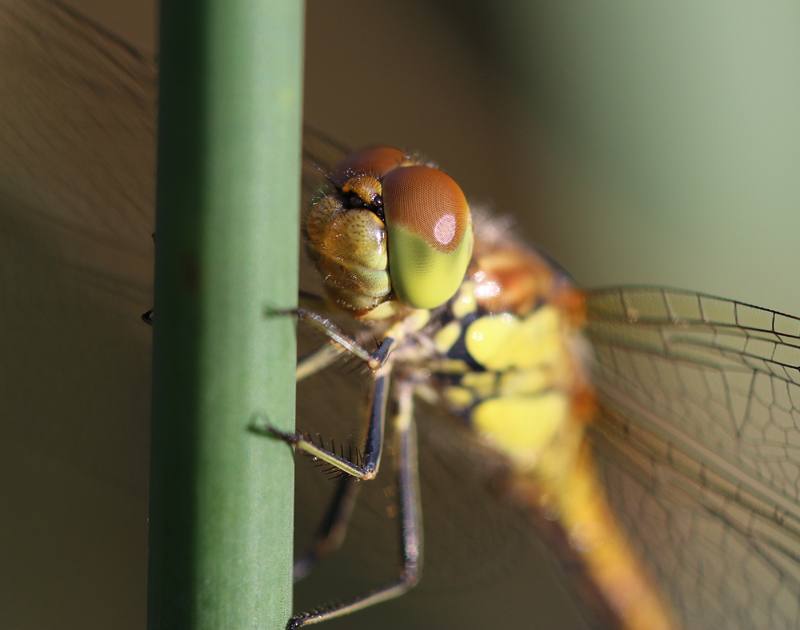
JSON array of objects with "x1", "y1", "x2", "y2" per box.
[{"x1": 422, "y1": 235, "x2": 679, "y2": 630}]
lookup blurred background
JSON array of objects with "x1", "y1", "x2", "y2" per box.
[{"x1": 2, "y1": 0, "x2": 799, "y2": 628}]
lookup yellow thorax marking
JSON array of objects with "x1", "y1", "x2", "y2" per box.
[{"x1": 465, "y1": 306, "x2": 562, "y2": 371}]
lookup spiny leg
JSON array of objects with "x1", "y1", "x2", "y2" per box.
[
  {"x1": 266, "y1": 338, "x2": 395, "y2": 480},
  {"x1": 283, "y1": 358, "x2": 378, "y2": 581},
  {"x1": 265, "y1": 303, "x2": 397, "y2": 579},
  {"x1": 287, "y1": 383, "x2": 423, "y2": 628},
  {"x1": 287, "y1": 361, "x2": 389, "y2": 579},
  {"x1": 266, "y1": 305, "x2": 380, "y2": 370},
  {"x1": 292, "y1": 301, "x2": 374, "y2": 380}
]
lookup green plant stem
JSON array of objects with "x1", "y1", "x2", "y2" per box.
[{"x1": 148, "y1": 1, "x2": 304, "y2": 629}]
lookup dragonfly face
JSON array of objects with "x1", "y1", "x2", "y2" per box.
[{"x1": 305, "y1": 146, "x2": 473, "y2": 315}]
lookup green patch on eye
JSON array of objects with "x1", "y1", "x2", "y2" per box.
[{"x1": 387, "y1": 222, "x2": 473, "y2": 309}]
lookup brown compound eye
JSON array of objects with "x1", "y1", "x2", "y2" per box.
[
  {"x1": 381, "y1": 165, "x2": 473, "y2": 309},
  {"x1": 331, "y1": 146, "x2": 407, "y2": 187}
]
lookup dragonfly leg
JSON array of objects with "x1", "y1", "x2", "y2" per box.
[
  {"x1": 292, "y1": 477, "x2": 362, "y2": 582},
  {"x1": 296, "y1": 342, "x2": 349, "y2": 381},
  {"x1": 274, "y1": 293, "x2": 376, "y2": 380},
  {"x1": 287, "y1": 383, "x2": 423, "y2": 629},
  {"x1": 267, "y1": 305, "x2": 380, "y2": 369},
  {"x1": 260, "y1": 338, "x2": 395, "y2": 480},
  {"x1": 289, "y1": 339, "x2": 400, "y2": 581}
]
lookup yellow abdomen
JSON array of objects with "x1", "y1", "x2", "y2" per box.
[{"x1": 430, "y1": 256, "x2": 678, "y2": 629}]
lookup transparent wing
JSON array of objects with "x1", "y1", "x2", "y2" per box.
[
  {"x1": 586, "y1": 286, "x2": 800, "y2": 630},
  {"x1": 301, "y1": 127, "x2": 354, "y2": 217},
  {"x1": 0, "y1": 3, "x2": 154, "y2": 628},
  {"x1": 0, "y1": 0, "x2": 155, "y2": 509}
]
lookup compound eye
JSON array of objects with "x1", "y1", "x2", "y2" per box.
[
  {"x1": 381, "y1": 165, "x2": 473, "y2": 309},
  {"x1": 331, "y1": 146, "x2": 407, "y2": 187}
]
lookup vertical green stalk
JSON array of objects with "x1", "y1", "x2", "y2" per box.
[{"x1": 148, "y1": 1, "x2": 304, "y2": 629}]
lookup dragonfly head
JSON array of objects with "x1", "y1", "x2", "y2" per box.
[{"x1": 306, "y1": 146, "x2": 473, "y2": 315}]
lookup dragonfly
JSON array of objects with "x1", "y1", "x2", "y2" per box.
[
  {"x1": 4, "y1": 3, "x2": 800, "y2": 629},
  {"x1": 266, "y1": 130, "x2": 800, "y2": 630}
]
